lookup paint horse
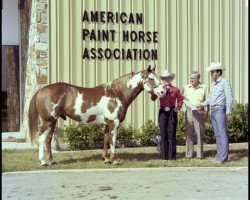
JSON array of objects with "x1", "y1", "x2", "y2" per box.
[{"x1": 28, "y1": 65, "x2": 165, "y2": 166}]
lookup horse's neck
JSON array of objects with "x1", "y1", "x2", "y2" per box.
[
  {"x1": 123, "y1": 85, "x2": 143, "y2": 106},
  {"x1": 109, "y1": 73, "x2": 144, "y2": 107}
]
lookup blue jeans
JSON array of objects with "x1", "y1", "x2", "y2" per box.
[{"x1": 211, "y1": 106, "x2": 229, "y2": 162}]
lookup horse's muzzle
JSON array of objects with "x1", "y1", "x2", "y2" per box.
[{"x1": 153, "y1": 85, "x2": 166, "y2": 98}]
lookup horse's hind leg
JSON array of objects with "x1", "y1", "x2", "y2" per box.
[
  {"x1": 38, "y1": 120, "x2": 55, "y2": 166},
  {"x1": 46, "y1": 121, "x2": 57, "y2": 165}
]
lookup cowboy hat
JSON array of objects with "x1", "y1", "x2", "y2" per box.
[
  {"x1": 160, "y1": 69, "x2": 175, "y2": 80},
  {"x1": 207, "y1": 62, "x2": 226, "y2": 72}
]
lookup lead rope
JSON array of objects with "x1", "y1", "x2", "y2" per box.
[{"x1": 169, "y1": 97, "x2": 178, "y2": 122}]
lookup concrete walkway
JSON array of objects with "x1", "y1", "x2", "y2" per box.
[
  {"x1": 2, "y1": 167, "x2": 248, "y2": 200},
  {"x1": 1, "y1": 141, "x2": 37, "y2": 150}
]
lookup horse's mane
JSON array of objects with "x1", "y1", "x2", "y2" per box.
[
  {"x1": 103, "y1": 72, "x2": 134, "y2": 88},
  {"x1": 102, "y1": 68, "x2": 147, "y2": 89}
]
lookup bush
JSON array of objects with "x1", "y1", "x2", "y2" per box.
[
  {"x1": 176, "y1": 111, "x2": 186, "y2": 145},
  {"x1": 137, "y1": 120, "x2": 160, "y2": 146},
  {"x1": 203, "y1": 102, "x2": 249, "y2": 144},
  {"x1": 117, "y1": 124, "x2": 138, "y2": 146},
  {"x1": 228, "y1": 102, "x2": 248, "y2": 142},
  {"x1": 204, "y1": 117, "x2": 216, "y2": 144},
  {"x1": 63, "y1": 123, "x2": 104, "y2": 150},
  {"x1": 62, "y1": 103, "x2": 248, "y2": 149}
]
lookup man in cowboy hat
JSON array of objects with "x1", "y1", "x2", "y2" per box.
[
  {"x1": 197, "y1": 62, "x2": 234, "y2": 164},
  {"x1": 151, "y1": 69, "x2": 183, "y2": 160}
]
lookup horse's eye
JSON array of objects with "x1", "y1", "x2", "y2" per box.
[{"x1": 149, "y1": 77, "x2": 154, "y2": 81}]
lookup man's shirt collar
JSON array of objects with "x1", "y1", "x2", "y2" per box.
[
  {"x1": 187, "y1": 83, "x2": 202, "y2": 88},
  {"x1": 213, "y1": 76, "x2": 222, "y2": 85}
]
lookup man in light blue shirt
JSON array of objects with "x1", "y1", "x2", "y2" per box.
[{"x1": 197, "y1": 62, "x2": 234, "y2": 163}]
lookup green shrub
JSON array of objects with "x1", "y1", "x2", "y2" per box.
[
  {"x1": 117, "y1": 124, "x2": 137, "y2": 144},
  {"x1": 62, "y1": 103, "x2": 248, "y2": 149},
  {"x1": 63, "y1": 123, "x2": 104, "y2": 150},
  {"x1": 204, "y1": 117, "x2": 216, "y2": 144},
  {"x1": 137, "y1": 120, "x2": 159, "y2": 146},
  {"x1": 203, "y1": 102, "x2": 248, "y2": 144},
  {"x1": 228, "y1": 102, "x2": 248, "y2": 142},
  {"x1": 176, "y1": 111, "x2": 186, "y2": 145}
]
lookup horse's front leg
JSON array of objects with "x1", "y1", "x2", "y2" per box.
[
  {"x1": 102, "y1": 127, "x2": 112, "y2": 163},
  {"x1": 109, "y1": 119, "x2": 120, "y2": 165}
]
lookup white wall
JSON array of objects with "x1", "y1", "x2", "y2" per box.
[{"x1": 2, "y1": 0, "x2": 20, "y2": 45}]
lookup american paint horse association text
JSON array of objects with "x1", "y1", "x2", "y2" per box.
[{"x1": 29, "y1": 65, "x2": 165, "y2": 166}]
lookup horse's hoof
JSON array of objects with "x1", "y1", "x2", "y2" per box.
[
  {"x1": 102, "y1": 154, "x2": 109, "y2": 160},
  {"x1": 40, "y1": 160, "x2": 47, "y2": 166},
  {"x1": 50, "y1": 161, "x2": 57, "y2": 165},
  {"x1": 49, "y1": 158, "x2": 57, "y2": 165},
  {"x1": 104, "y1": 157, "x2": 112, "y2": 164},
  {"x1": 113, "y1": 160, "x2": 121, "y2": 165}
]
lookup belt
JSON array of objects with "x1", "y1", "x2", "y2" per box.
[
  {"x1": 160, "y1": 106, "x2": 174, "y2": 111},
  {"x1": 211, "y1": 105, "x2": 224, "y2": 109}
]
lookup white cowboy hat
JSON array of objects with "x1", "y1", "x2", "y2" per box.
[
  {"x1": 207, "y1": 62, "x2": 226, "y2": 72},
  {"x1": 160, "y1": 69, "x2": 175, "y2": 80}
]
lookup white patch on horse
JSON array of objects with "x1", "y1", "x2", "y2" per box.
[
  {"x1": 50, "y1": 93, "x2": 66, "y2": 119},
  {"x1": 104, "y1": 81, "x2": 112, "y2": 88},
  {"x1": 154, "y1": 76, "x2": 161, "y2": 85},
  {"x1": 74, "y1": 92, "x2": 84, "y2": 117},
  {"x1": 153, "y1": 84, "x2": 165, "y2": 97},
  {"x1": 74, "y1": 94, "x2": 122, "y2": 123},
  {"x1": 103, "y1": 82, "x2": 112, "y2": 93},
  {"x1": 143, "y1": 82, "x2": 152, "y2": 92},
  {"x1": 127, "y1": 73, "x2": 142, "y2": 89},
  {"x1": 110, "y1": 119, "x2": 119, "y2": 154},
  {"x1": 96, "y1": 115, "x2": 105, "y2": 124},
  {"x1": 148, "y1": 73, "x2": 160, "y2": 85},
  {"x1": 38, "y1": 127, "x2": 51, "y2": 165}
]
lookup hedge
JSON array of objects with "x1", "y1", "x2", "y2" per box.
[{"x1": 62, "y1": 103, "x2": 248, "y2": 150}]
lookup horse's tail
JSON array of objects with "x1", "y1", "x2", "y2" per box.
[{"x1": 28, "y1": 91, "x2": 39, "y2": 144}]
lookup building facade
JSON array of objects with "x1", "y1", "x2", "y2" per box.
[{"x1": 2, "y1": 0, "x2": 248, "y2": 139}]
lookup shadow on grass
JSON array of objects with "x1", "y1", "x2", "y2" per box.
[
  {"x1": 204, "y1": 149, "x2": 248, "y2": 161},
  {"x1": 59, "y1": 148, "x2": 248, "y2": 165}
]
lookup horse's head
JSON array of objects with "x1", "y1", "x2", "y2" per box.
[{"x1": 142, "y1": 65, "x2": 166, "y2": 97}]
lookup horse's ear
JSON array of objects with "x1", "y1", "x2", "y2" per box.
[
  {"x1": 147, "y1": 65, "x2": 152, "y2": 72},
  {"x1": 147, "y1": 65, "x2": 156, "y2": 72}
]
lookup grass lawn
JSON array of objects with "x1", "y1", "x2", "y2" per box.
[{"x1": 2, "y1": 143, "x2": 248, "y2": 172}]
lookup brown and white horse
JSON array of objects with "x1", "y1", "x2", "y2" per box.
[{"x1": 28, "y1": 65, "x2": 165, "y2": 166}]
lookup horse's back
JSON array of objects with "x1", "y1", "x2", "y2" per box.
[
  {"x1": 35, "y1": 82, "x2": 79, "y2": 120},
  {"x1": 40, "y1": 82, "x2": 76, "y2": 91}
]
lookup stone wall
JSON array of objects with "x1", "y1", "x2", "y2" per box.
[{"x1": 21, "y1": 0, "x2": 49, "y2": 139}]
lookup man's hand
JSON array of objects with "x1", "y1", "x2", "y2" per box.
[
  {"x1": 203, "y1": 111, "x2": 208, "y2": 121},
  {"x1": 226, "y1": 114, "x2": 231, "y2": 122},
  {"x1": 174, "y1": 107, "x2": 179, "y2": 113},
  {"x1": 196, "y1": 102, "x2": 203, "y2": 109}
]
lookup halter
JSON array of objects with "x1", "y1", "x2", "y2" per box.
[{"x1": 143, "y1": 76, "x2": 161, "y2": 94}]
